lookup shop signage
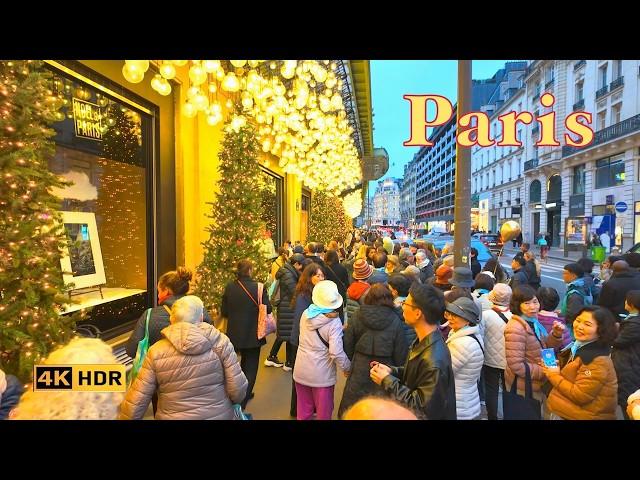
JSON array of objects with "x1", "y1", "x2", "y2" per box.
[
  {"x1": 615, "y1": 201, "x2": 628, "y2": 213},
  {"x1": 569, "y1": 194, "x2": 585, "y2": 217},
  {"x1": 72, "y1": 98, "x2": 103, "y2": 141}
]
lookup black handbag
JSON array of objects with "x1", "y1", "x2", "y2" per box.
[{"x1": 502, "y1": 362, "x2": 541, "y2": 420}]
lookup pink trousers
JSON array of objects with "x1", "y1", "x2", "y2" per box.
[{"x1": 295, "y1": 383, "x2": 335, "y2": 420}]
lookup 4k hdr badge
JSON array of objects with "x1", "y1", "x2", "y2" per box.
[{"x1": 33, "y1": 364, "x2": 126, "y2": 392}]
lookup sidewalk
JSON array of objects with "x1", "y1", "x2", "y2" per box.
[{"x1": 501, "y1": 244, "x2": 597, "y2": 263}]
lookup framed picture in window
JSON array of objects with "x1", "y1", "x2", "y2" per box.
[{"x1": 59, "y1": 211, "x2": 106, "y2": 290}]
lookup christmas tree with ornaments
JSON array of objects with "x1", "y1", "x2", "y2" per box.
[
  {"x1": 195, "y1": 118, "x2": 270, "y2": 316},
  {"x1": 0, "y1": 60, "x2": 77, "y2": 381}
]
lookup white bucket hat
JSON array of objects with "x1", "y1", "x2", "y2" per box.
[{"x1": 312, "y1": 280, "x2": 343, "y2": 309}]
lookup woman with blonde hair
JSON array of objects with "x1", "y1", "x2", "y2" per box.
[{"x1": 12, "y1": 338, "x2": 124, "y2": 420}]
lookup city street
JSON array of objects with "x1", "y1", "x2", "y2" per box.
[{"x1": 499, "y1": 247, "x2": 600, "y2": 297}]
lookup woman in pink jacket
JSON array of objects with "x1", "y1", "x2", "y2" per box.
[
  {"x1": 504, "y1": 285, "x2": 565, "y2": 419},
  {"x1": 293, "y1": 280, "x2": 351, "y2": 420}
]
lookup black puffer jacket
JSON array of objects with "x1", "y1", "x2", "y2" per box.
[
  {"x1": 338, "y1": 305, "x2": 409, "y2": 416},
  {"x1": 381, "y1": 330, "x2": 457, "y2": 419},
  {"x1": 274, "y1": 263, "x2": 300, "y2": 341},
  {"x1": 525, "y1": 260, "x2": 541, "y2": 289},
  {"x1": 598, "y1": 271, "x2": 640, "y2": 318},
  {"x1": 612, "y1": 315, "x2": 640, "y2": 404},
  {"x1": 125, "y1": 295, "x2": 213, "y2": 358},
  {"x1": 221, "y1": 276, "x2": 272, "y2": 350}
]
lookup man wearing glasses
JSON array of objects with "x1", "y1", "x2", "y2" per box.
[{"x1": 370, "y1": 283, "x2": 457, "y2": 419}]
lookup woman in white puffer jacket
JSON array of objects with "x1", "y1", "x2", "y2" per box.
[
  {"x1": 445, "y1": 294, "x2": 485, "y2": 420},
  {"x1": 481, "y1": 283, "x2": 512, "y2": 420}
]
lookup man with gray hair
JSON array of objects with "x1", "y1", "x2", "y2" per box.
[
  {"x1": 415, "y1": 250, "x2": 434, "y2": 283},
  {"x1": 121, "y1": 295, "x2": 248, "y2": 420}
]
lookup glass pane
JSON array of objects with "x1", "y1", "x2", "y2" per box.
[
  {"x1": 47, "y1": 69, "x2": 148, "y2": 314},
  {"x1": 611, "y1": 161, "x2": 625, "y2": 186},
  {"x1": 259, "y1": 170, "x2": 282, "y2": 249},
  {"x1": 595, "y1": 165, "x2": 609, "y2": 189}
]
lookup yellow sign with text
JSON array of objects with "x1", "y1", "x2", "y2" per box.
[{"x1": 33, "y1": 364, "x2": 126, "y2": 392}]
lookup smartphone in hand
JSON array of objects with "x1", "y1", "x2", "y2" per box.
[{"x1": 541, "y1": 348, "x2": 557, "y2": 368}]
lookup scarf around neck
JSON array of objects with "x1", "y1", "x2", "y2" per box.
[
  {"x1": 522, "y1": 314, "x2": 548, "y2": 343},
  {"x1": 306, "y1": 304, "x2": 334, "y2": 319}
]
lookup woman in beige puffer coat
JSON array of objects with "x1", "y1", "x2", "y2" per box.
[{"x1": 120, "y1": 296, "x2": 248, "y2": 420}]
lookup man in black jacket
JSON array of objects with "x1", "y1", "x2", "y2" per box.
[
  {"x1": 598, "y1": 260, "x2": 640, "y2": 319},
  {"x1": 510, "y1": 256, "x2": 529, "y2": 289},
  {"x1": 370, "y1": 283, "x2": 457, "y2": 420}
]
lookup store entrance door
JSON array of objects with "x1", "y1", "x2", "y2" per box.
[
  {"x1": 532, "y1": 212, "x2": 540, "y2": 243},
  {"x1": 547, "y1": 209, "x2": 561, "y2": 247}
]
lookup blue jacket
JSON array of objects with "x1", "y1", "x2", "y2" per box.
[{"x1": 0, "y1": 374, "x2": 24, "y2": 420}]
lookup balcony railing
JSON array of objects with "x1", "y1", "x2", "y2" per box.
[
  {"x1": 574, "y1": 60, "x2": 586, "y2": 71},
  {"x1": 563, "y1": 113, "x2": 640, "y2": 157},
  {"x1": 596, "y1": 85, "x2": 609, "y2": 99},
  {"x1": 610, "y1": 76, "x2": 624, "y2": 91},
  {"x1": 545, "y1": 78, "x2": 554, "y2": 89},
  {"x1": 573, "y1": 98, "x2": 585, "y2": 111},
  {"x1": 524, "y1": 158, "x2": 539, "y2": 172}
]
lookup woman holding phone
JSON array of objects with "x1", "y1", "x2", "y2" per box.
[
  {"x1": 542, "y1": 306, "x2": 618, "y2": 420},
  {"x1": 504, "y1": 285, "x2": 565, "y2": 419}
]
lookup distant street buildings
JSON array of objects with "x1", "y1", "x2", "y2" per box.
[{"x1": 398, "y1": 60, "x2": 640, "y2": 253}]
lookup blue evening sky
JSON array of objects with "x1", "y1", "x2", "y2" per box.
[{"x1": 368, "y1": 60, "x2": 515, "y2": 192}]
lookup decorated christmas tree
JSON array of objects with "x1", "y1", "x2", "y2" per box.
[
  {"x1": 309, "y1": 190, "x2": 352, "y2": 245},
  {"x1": 0, "y1": 60, "x2": 77, "y2": 381},
  {"x1": 195, "y1": 119, "x2": 269, "y2": 316}
]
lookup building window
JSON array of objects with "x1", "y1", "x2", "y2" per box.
[
  {"x1": 611, "y1": 103, "x2": 622, "y2": 125},
  {"x1": 529, "y1": 180, "x2": 542, "y2": 203},
  {"x1": 599, "y1": 64, "x2": 608, "y2": 89},
  {"x1": 597, "y1": 110, "x2": 607, "y2": 131},
  {"x1": 614, "y1": 60, "x2": 623, "y2": 79},
  {"x1": 545, "y1": 65, "x2": 555, "y2": 84},
  {"x1": 573, "y1": 164, "x2": 586, "y2": 194},
  {"x1": 595, "y1": 154, "x2": 625, "y2": 189},
  {"x1": 575, "y1": 80, "x2": 584, "y2": 101}
]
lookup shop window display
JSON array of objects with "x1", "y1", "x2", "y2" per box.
[
  {"x1": 259, "y1": 169, "x2": 282, "y2": 249},
  {"x1": 46, "y1": 68, "x2": 152, "y2": 333}
]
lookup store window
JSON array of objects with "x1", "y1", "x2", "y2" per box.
[
  {"x1": 46, "y1": 64, "x2": 155, "y2": 335},
  {"x1": 573, "y1": 164, "x2": 585, "y2": 194},
  {"x1": 529, "y1": 180, "x2": 541, "y2": 203},
  {"x1": 595, "y1": 154, "x2": 625, "y2": 189},
  {"x1": 259, "y1": 168, "x2": 283, "y2": 249}
]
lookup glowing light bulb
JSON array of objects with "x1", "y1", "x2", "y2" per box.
[
  {"x1": 221, "y1": 72, "x2": 240, "y2": 92},
  {"x1": 159, "y1": 63, "x2": 176, "y2": 79},
  {"x1": 189, "y1": 65, "x2": 208, "y2": 85},
  {"x1": 182, "y1": 102, "x2": 198, "y2": 118},
  {"x1": 122, "y1": 64, "x2": 144, "y2": 84}
]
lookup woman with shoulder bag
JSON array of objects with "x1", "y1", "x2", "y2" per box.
[
  {"x1": 125, "y1": 267, "x2": 213, "y2": 414},
  {"x1": 503, "y1": 285, "x2": 565, "y2": 419},
  {"x1": 221, "y1": 259, "x2": 272, "y2": 409}
]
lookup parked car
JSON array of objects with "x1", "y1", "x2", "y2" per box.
[
  {"x1": 628, "y1": 243, "x2": 640, "y2": 254},
  {"x1": 472, "y1": 233, "x2": 503, "y2": 254}
]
